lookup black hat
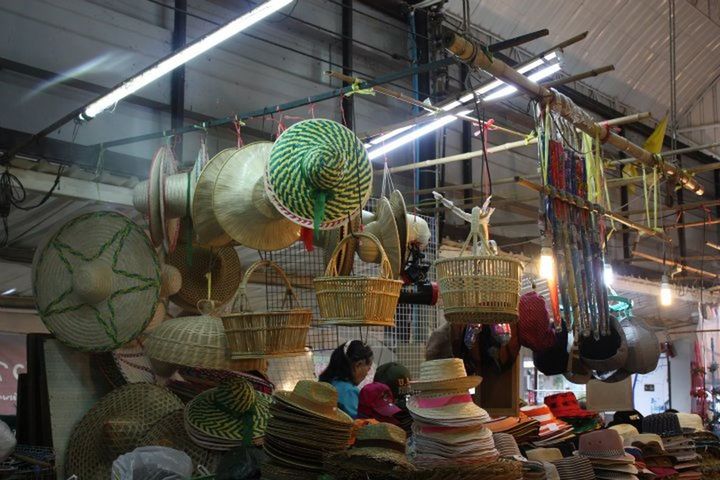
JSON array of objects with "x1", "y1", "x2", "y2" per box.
[{"x1": 642, "y1": 412, "x2": 683, "y2": 437}]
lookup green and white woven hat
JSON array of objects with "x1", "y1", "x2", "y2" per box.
[
  {"x1": 32, "y1": 211, "x2": 161, "y2": 352},
  {"x1": 265, "y1": 119, "x2": 372, "y2": 232},
  {"x1": 185, "y1": 377, "x2": 271, "y2": 443}
]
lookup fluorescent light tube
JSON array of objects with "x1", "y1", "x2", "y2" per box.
[
  {"x1": 483, "y1": 63, "x2": 561, "y2": 101},
  {"x1": 1, "y1": 288, "x2": 16, "y2": 295},
  {"x1": 369, "y1": 125, "x2": 415, "y2": 146},
  {"x1": 81, "y1": 0, "x2": 292, "y2": 119},
  {"x1": 367, "y1": 115, "x2": 459, "y2": 160}
]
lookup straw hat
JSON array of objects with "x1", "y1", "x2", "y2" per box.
[
  {"x1": 493, "y1": 432, "x2": 522, "y2": 458},
  {"x1": 65, "y1": 383, "x2": 183, "y2": 479},
  {"x1": 389, "y1": 190, "x2": 410, "y2": 265},
  {"x1": 527, "y1": 448, "x2": 564, "y2": 463},
  {"x1": 358, "y1": 197, "x2": 402, "y2": 278},
  {"x1": 192, "y1": 149, "x2": 236, "y2": 247},
  {"x1": 315, "y1": 214, "x2": 361, "y2": 276},
  {"x1": 96, "y1": 338, "x2": 156, "y2": 386},
  {"x1": 265, "y1": 119, "x2": 372, "y2": 231},
  {"x1": 160, "y1": 263, "x2": 182, "y2": 299},
  {"x1": 33, "y1": 211, "x2": 161, "y2": 352},
  {"x1": 551, "y1": 456, "x2": 596, "y2": 480},
  {"x1": 213, "y1": 142, "x2": 300, "y2": 251},
  {"x1": 145, "y1": 314, "x2": 242, "y2": 370},
  {"x1": 339, "y1": 422, "x2": 414, "y2": 471},
  {"x1": 274, "y1": 380, "x2": 353, "y2": 424},
  {"x1": 609, "y1": 424, "x2": 640, "y2": 443},
  {"x1": 410, "y1": 358, "x2": 482, "y2": 393},
  {"x1": 165, "y1": 243, "x2": 241, "y2": 313},
  {"x1": 578, "y1": 429, "x2": 636, "y2": 464},
  {"x1": 185, "y1": 378, "x2": 271, "y2": 445},
  {"x1": 140, "y1": 410, "x2": 221, "y2": 471},
  {"x1": 677, "y1": 413, "x2": 704, "y2": 433},
  {"x1": 407, "y1": 391, "x2": 490, "y2": 423}
]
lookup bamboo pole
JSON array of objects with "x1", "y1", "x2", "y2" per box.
[
  {"x1": 665, "y1": 218, "x2": 720, "y2": 230},
  {"x1": 442, "y1": 30, "x2": 704, "y2": 196},
  {"x1": 609, "y1": 140, "x2": 720, "y2": 167},
  {"x1": 632, "y1": 251, "x2": 718, "y2": 279},
  {"x1": 514, "y1": 177, "x2": 667, "y2": 240},
  {"x1": 624, "y1": 199, "x2": 720, "y2": 216}
]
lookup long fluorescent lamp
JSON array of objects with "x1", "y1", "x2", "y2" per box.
[
  {"x1": 367, "y1": 114, "x2": 464, "y2": 160},
  {"x1": 81, "y1": 0, "x2": 292, "y2": 119},
  {"x1": 483, "y1": 63, "x2": 561, "y2": 101}
]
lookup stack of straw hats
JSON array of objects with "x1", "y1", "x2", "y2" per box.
[
  {"x1": 167, "y1": 366, "x2": 273, "y2": 401},
  {"x1": 184, "y1": 377, "x2": 271, "y2": 451},
  {"x1": 485, "y1": 415, "x2": 542, "y2": 446},
  {"x1": 526, "y1": 448, "x2": 563, "y2": 480},
  {"x1": 407, "y1": 358, "x2": 498, "y2": 469},
  {"x1": 263, "y1": 380, "x2": 353, "y2": 477},
  {"x1": 519, "y1": 404, "x2": 575, "y2": 446},
  {"x1": 577, "y1": 429, "x2": 639, "y2": 480},
  {"x1": 550, "y1": 455, "x2": 597, "y2": 480},
  {"x1": 643, "y1": 413, "x2": 702, "y2": 478},
  {"x1": 493, "y1": 432, "x2": 549, "y2": 479},
  {"x1": 544, "y1": 392, "x2": 601, "y2": 434},
  {"x1": 628, "y1": 436, "x2": 680, "y2": 479}
]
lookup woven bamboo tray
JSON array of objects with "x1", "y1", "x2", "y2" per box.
[
  {"x1": 314, "y1": 232, "x2": 402, "y2": 327},
  {"x1": 435, "y1": 210, "x2": 522, "y2": 324},
  {"x1": 222, "y1": 260, "x2": 311, "y2": 359}
]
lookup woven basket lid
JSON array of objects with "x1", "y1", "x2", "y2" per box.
[
  {"x1": 265, "y1": 119, "x2": 372, "y2": 231},
  {"x1": 192, "y1": 149, "x2": 235, "y2": 247},
  {"x1": 213, "y1": 142, "x2": 300, "y2": 251},
  {"x1": 165, "y1": 243, "x2": 240, "y2": 313},
  {"x1": 65, "y1": 383, "x2": 183, "y2": 479},
  {"x1": 388, "y1": 190, "x2": 409, "y2": 266},
  {"x1": 32, "y1": 211, "x2": 161, "y2": 352},
  {"x1": 144, "y1": 314, "x2": 239, "y2": 370},
  {"x1": 358, "y1": 198, "x2": 402, "y2": 279},
  {"x1": 185, "y1": 378, "x2": 271, "y2": 442}
]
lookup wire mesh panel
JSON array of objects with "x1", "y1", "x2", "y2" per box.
[{"x1": 241, "y1": 198, "x2": 440, "y2": 379}]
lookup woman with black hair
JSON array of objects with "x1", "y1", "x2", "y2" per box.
[{"x1": 319, "y1": 340, "x2": 374, "y2": 418}]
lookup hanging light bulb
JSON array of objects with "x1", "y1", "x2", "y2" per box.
[
  {"x1": 603, "y1": 263, "x2": 614, "y2": 286},
  {"x1": 539, "y1": 246, "x2": 555, "y2": 280},
  {"x1": 660, "y1": 274, "x2": 673, "y2": 307}
]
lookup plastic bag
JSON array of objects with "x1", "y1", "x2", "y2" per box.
[
  {"x1": 111, "y1": 446, "x2": 192, "y2": 480},
  {"x1": 0, "y1": 419, "x2": 15, "y2": 461}
]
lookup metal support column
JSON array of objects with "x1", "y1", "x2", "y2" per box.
[
  {"x1": 341, "y1": 0, "x2": 354, "y2": 130},
  {"x1": 413, "y1": 9, "x2": 435, "y2": 203},
  {"x1": 170, "y1": 0, "x2": 187, "y2": 160}
]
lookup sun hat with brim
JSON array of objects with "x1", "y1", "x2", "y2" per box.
[
  {"x1": 412, "y1": 423, "x2": 491, "y2": 445},
  {"x1": 358, "y1": 197, "x2": 402, "y2": 279},
  {"x1": 274, "y1": 380, "x2": 353, "y2": 425},
  {"x1": 192, "y1": 149, "x2": 235, "y2": 247},
  {"x1": 493, "y1": 432, "x2": 522, "y2": 458},
  {"x1": 185, "y1": 378, "x2": 271, "y2": 444},
  {"x1": 213, "y1": 142, "x2": 300, "y2": 251},
  {"x1": 265, "y1": 119, "x2": 372, "y2": 232},
  {"x1": 339, "y1": 422, "x2": 413, "y2": 470},
  {"x1": 407, "y1": 391, "x2": 489, "y2": 423},
  {"x1": 544, "y1": 391, "x2": 596, "y2": 419},
  {"x1": 551, "y1": 455, "x2": 596, "y2": 480},
  {"x1": 137, "y1": 145, "x2": 181, "y2": 252},
  {"x1": 526, "y1": 447, "x2": 564, "y2": 463},
  {"x1": 579, "y1": 316, "x2": 628, "y2": 372},
  {"x1": 96, "y1": 338, "x2": 156, "y2": 386},
  {"x1": 65, "y1": 383, "x2": 183, "y2": 479},
  {"x1": 642, "y1": 413, "x2": 683, "y2": 438},
  {"x1": 389, "y1": 190, "x2": 410, "y2": 266},
  {"x1": 627, "y1": 434, "x2": 665, "y2": 449},
  {"x1": 676, "y1": 413, "x2": 704, "y2": 433},
  {"x1": 410, "y1": 358, "x2": 482, "y2": 393},
  {"x1": 609, "y1": 424, "x2": 640, "y2": 443},
  {"x1": 141, "y1": 409, "x2": 221, "y2": 471},
  {"x1": 578, "y1": 429, "x2": 636, "y2": 464},
  {"x1": 145, "y1": 314, "x2": 241, "y2": 370},
  {"x1": 33, "y1": 211, "x2": 161, "y2": 352},
  {"x1": 165, "y1": 243, "x2": 240, "y2": 313}
]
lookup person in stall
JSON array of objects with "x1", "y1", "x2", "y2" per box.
[{"x1": 319, "y1": 340, "x2": 374, "y2": 418}]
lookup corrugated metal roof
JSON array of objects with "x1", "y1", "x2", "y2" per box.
[{"x1": 447, "y1": 0, "x2": 720, "y2": 119}]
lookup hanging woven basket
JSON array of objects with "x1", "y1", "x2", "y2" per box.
[
  {"x1": 222, "y1": 260, "x2": 312, "y2": 359},
  {"x1": 434, "y1": 206, "x2": 523, "y2": 324},
  {"x1": 314, "y1": 232, "x2": 402, "y2": 327}
]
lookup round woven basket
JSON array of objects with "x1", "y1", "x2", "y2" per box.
[
  {"x1": 434, "y1": 217, "x2": 522, "y2": 324},
  {"x1": 314, "y1": 232, "x2": 402, "y2": 327},
  {"x1": 223, "y1": 260, "x2": 312, "y2": 359}
]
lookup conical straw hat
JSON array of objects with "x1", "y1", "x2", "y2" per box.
[
  {"x1": 192, "y1": 149, "x2": 235, "y2": 247},
  {"x1": 65, "y1": 383, "x2": 183, "y2": 479},
  {"x1": 144, "y1": 314, "x2": 243, "y2": 370},
  {"x1": 213, "y1": 142, "x2": 300, "y2": 251},
  {"x1": 32, "y1": 211, "x2": 161, "y2": 352},
  {"x1": 265, "y1": 119, "x2": 372, "y2": 231},
  {"x1": 165, "y1": 243, "x2": 240, "y2": 313},
  {"x1": 389, "y1": 190, "x2": 409, "y2": 265},
  {"x1": 357, "y1": 198, "x2": 402, "y2": 279}
]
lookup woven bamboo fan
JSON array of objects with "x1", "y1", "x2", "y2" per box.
[
  {"x1": 222, "y1": 260, "x2": 311, "y2": 359},
  {"x1": 314, "y1": 232, "x2": 402, "y2": 327},
  {"x1": 434, "y1": 194, "x2": 523, "y2": 324}
]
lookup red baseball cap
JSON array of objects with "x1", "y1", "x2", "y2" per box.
[{"x1": 358, "y1": 382, "x2": 402, "y2": 419}]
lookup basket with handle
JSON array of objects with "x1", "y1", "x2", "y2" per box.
[
  {"x1": 222, "y1": 260, "x2": 312, "y2": 358},
  {"x1": 434, "y1": 199, "x2": 523, "y2": 324},
  {"x1": 314, "y1": 232, "x2": 403, "y2": 326}
]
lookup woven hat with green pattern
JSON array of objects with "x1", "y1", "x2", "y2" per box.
[
  {"x1": 185, "y1": 378, "x2": 271, "y2": 444},
  {"x1": 264, "y1": 119, "x2": 372, "y2": 233}
]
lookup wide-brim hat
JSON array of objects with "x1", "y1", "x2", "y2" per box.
[
  {"x1": 65, "y1": 383, "x2": 183, "y2": 479},
  {"x1": 551, "y1": 455, "x2": 596, "y2": 480},
  {"x1": 410, "y1": 358, "x2": 482, "y2": 393},
  {"x1": 407, "y1": 393, "x2": 490, "y2": 423},
  {"x1": 579, "y1": 316, "x2": 628, "y2": 371},
  {"x1": 389, "y1": 190, "x2": 410, "y2": 266},
  {"x1": 192, "y1": 149, "x2": 235, "y2": 247},
  {"x1": 265, "y1": 119, "x2": 372, "y2": 231},
  {"x1": 609, "y1": 424, "x2": 640, "y2": 443},
  {"x1": 140, "y1": 409, "x2": 221, "y2": 471},
  {"x1": 579, "y1": 429, "x2": 636, "y2": 464},
  {"x1": 358, "y1": 197, "x2": 402, "y2": 279},
  {"x1": 544, "y1": 391, "x2": 596, "y2": 419},
  {"x1": 213, "y1": 142, "x2": 300, "y2": 251},
  {"x1": 676, "y1": 412, "x2": 704, "y2": 433},
  {"x1": 526, "y1": 448, "x2": 563, "y2": 463},
  {"x1": 185, "y1": 378, "x2": 271, "y2": 443},
  {"x1": 33, "y1": 211, "x2": 161, "y2": 352},
  {"x1": 619, "y1": 319, "x2": 660, "y2": 375},
  {"x1": 96, "y1": 338, "x2": 156, "y2": 387},
  {"x1": 274, "y1": 380, "x2": 353, "y2": 425},
  {"x1": 339, "y1": 422, "x2": 414, "y2": 471},
  {"x1": 165, "y1": 243, "x2": 241, "y2": 313},
  {"x1": 145, "y1": 314, "x2": 244, "y2": 370}
]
